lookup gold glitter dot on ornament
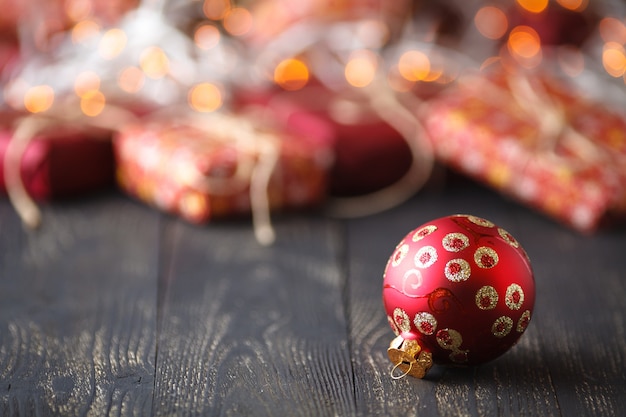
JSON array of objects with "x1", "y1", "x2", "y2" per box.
[
  {"x1": 498, "y1": 227, "x2": 520, "y2": 248},
  {"x1": 412, "y1": 225, "x2": 437, "y2": 241},
  {"x1": 475, "y1": 286, "x2": 499, "y2": 310},
  {"x1": 492, "y1": 316, "x2": 513, "y2": 338},
  {"x1": 517, "y1": 310, "x2": 532, "y2": 332},
  {"x1": 391, "y1": 244, "x2": 409, "y2": 267},
  {"x1": 415, "y1": 246, "x2": 438, "y2": 268},
  {"x1": 467, "y1": 215, "x2": 495, "y2": 227},
  {"x1": 505, "y1": 283, "x2": 524, "y2": 310},
  {"x1": 442, "y1": 232, "x2": 470, "y2": 252},
  {"x1": 414, "y1": 312, "x2": 437, "y2": 335},
  {"x1": 444, "y1": 259, "x2": 471, "y2": 282},
  {"x1": 436, "y1": 328, "x2": 463, "y2": 350},
  {"x1": 474, "y1": 246, "x2": 499, "y2": 268},
  {"x1": 393, "y1": 308, "x2": 411, "y2": 333}
]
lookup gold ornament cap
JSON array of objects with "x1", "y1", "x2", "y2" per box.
[{"x1": 387, "y1": 335, "x2": 433, "y2": 379}]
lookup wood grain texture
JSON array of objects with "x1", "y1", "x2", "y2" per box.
[
  {"x1": 517, "y1": 212, "x2": 626, "y2": 417},
  {"x1": 153, "y1": 216, "x2": 355, "y2": 416},
  {"x1": 346, "y1": 181, "x2": 626, "y2": 417},
  {"x1": 0, "y1": 195, "x2": 160, "y2": 416},
  {"x1": 0, "y1": 180, "x2": 624, "y2": 416}
]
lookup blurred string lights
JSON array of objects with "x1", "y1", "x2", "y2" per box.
[
  {"x1": 1, "y1": 0, "x2": 625, "y2": 240},
  {"x1": 1, "y1": 0, "x2": 625, "y2": 121}
]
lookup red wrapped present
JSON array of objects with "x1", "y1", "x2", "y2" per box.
[
  {"x1": 423, "y1": 70, "x2": 626, "y2": 232},
  {"x1": 113, "y1": 113, "x2": 334, "y2": 227},
  {"x1": 234, "y1": 83, "x2": 413, "y2": 197},
  {"x1": 0, "y1": 127, "x2": 115, "y2": 200},
  {"x1": 0, "y1": 38, "x2": 19, "y2": 73}
]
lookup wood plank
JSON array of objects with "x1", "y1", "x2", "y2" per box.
[
  {"x1": 516, "y1": 212, "x2": 626, "y2": 417},
  {"x1": 346, "y1": 180, "x2": 626, "y2": 416},
  {"x1": 0, "y1": 195, "x2": 160, "y2": 416},
  {"x1": 153, "y1": 215, "x2": 355, "y2": 416}
]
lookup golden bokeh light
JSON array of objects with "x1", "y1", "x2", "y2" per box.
[
  {"x1": 65, "y1": 0, "x2": 93, "y2": 22},
  {"x1": 74, "y1": 71, "x2": 101, "y2": 97},
  {"x1": 118, "y1": 66, "x2": 145, "y2": 93},
  {"x1": 508, "y1": 26, "x2": 541, "y2": 58},
  {"x1": 555, "y1": 0, "x2": 588, "y2": 12},
  {"x1": 140, "y1": 47, "x2": 170, "y2": 79},
  {"x1": 344, "y1": 50, "x2": 378, "y2": 88},
  {"x1": 223, "y1": 7, "x2": 253, "y2": 36},
  {"x1": 98, "y1": 28, "x2": 127, "y2": 59},
  {"x1": 80, "y1": 90, "x2": 106, "y2": 117},
  {"x1": 507, "y1": 25, "x2": 542, "y2": 67},
  {"x1": 203, "y1": 0, "x2": 231, "y2": 20},
  {"x1": 516, "y1": 0, "x2": 548, "y2": 14},
  {"x1": 188, "y1": 83, "x2": 223, "y2": 112},
  {"x1": 599, "y1": 17, "x2": 626, "y2": 44},
  {"x1": 423, "y1": 66, "x2": 444, "y2": 82},
  {"x1": 474, "y1": 6, "x2": 508, "y2": 40},
  {"x1": 24, "y1": 85, "x2": 55, "y2": 113},
  {"x1": 602, "y1": 42, "x2": 626, "y2": 77},
  {"x1": 72, "y1": 19, "x2": 100, "y2": 44},
  {"x1": 195, "y1": 24, "x2": 221, "y2": 50},
  {"x1": 398, "y1": 50, "x2": 431, "y2": 82},
  {"x1": 274, "y1": 58, "x2": 309, "y2": 91}
]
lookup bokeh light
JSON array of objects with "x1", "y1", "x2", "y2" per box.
[
  {"x1": 223, "y1": 7, "x2": 253, "y2": 36},
  {"x1": 602, "y1": 42, "x2": 626, "y2": 77},
  {"x1": 398, "y1": 50, "x2": 431, "y2": 82},
  {"x1": 508, "y1": 26, "x2": 541, "y2": 58},
  {"x1": 516, "y1": 0, "x2": 548, "y2": 14},
  {"x1": 24, "y1": 85, "x2": 55, "y2": 113},
  {"x1": 98, "y1": 28, "x2": 127, "y2": 59},
  {"x1": 599, "y1": 17, "x2": 626, "y2": 44},
  {"x1": 80, "y1": 90, "x2": 106, "y2": 117},
  {"x1": 203, "y1": 0, "x2": 231, "y2": 20},
  {"x1": 507, "y1": 25, "x2": 542, "y2": 67},
  {"x1": 555, "y1": 0, "x2": 588, "y2": 12},
  {"x1": 74, "y1": 71, "x2": 101, "y2": 97},
  {"x1": 274, "y1": 58, "x2": 309, "y2": 91},
  {"x1": 188, "y1": 83, "x2": 223, "y2": 112},
  {"x1": 195, "y1": 24, "x2": 221, "y2": 50},
  {"x1": 118, "y1": 66, "x2": 145, "y2": 93},
  {"x1": 344, "y1": 50, "x2": 378, "y2": 88},
  {"x1": 474, "y1": 6, "x2": 508, "y2": 40},
  {"x1": 71, "y1": 19, "x2": 100, "y2": 44},
  {"x1": 65, "y1": 0, "x2": 93, "y2": 22},
  {"x1": 140, "y1": 47, "x2": 170, "y2": 79}
]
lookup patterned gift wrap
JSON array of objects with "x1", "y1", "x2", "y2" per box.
[
  {"x1": 423, "y1": 71, "x2": 626, "y2": 232},
  {"x1": 113, "y1": 115, "x2": 334, "y2": 223},
  {"x1": 234, "y1": 84, "x2": 413, "y2": 197}
]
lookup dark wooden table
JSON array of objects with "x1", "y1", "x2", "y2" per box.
[{"x1": 1, "y1": 179, "x2": 625, "y2": 416}]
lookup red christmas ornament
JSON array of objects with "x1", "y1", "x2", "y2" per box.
[{"x1": 382, "y1": 214, "x2": 535, "y2": 378}]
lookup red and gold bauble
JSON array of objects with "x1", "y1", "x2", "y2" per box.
[{"x1": 382, "y1": 214, "x2": 535, "y2": 378}]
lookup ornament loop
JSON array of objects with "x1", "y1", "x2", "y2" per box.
[{"x1": 390, "y1": 360, "x2": 413, "y2": 380}]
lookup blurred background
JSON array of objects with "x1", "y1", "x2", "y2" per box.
[{"x1": 1, "y1": 0, "x2": 625, "y2": 241}]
